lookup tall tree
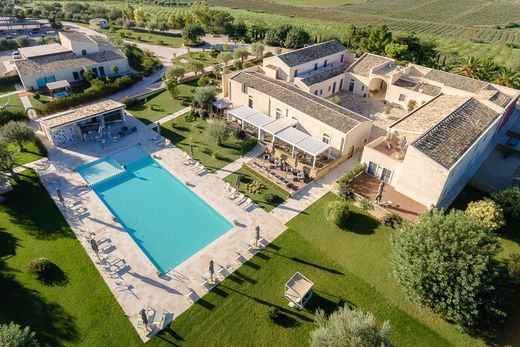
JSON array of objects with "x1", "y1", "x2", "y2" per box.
[
  {"x1": 218, "y1": 51, "x2": 233, "y2": 66},
  {"x1": 391, "y1": 209, "x2": 504, "y2": 326},
  {"x1": 192, "y1": 86, "x2": 216, "y2": 118},
  {"x1": 251, "y1": 42, "x2": 265, "y2": 57},
  {"x1": 360, "y1": 24, "x2": 392, "y2": 55},
  {"x1": 228, "y1": 21, "x2": 248, "y2": 42},
  {"x1": 182, "y1": 24, "x2": 205, "y2": 46},
  {"x1": 263, "y1": 24, "x2": 293, "y2": 47},
  {"x1": 0, "y1": 140, "x2": 20, "y2": 183},
  {"x1": 284, "y1": 27, "x2": 311, "y2": 49},
  {"x1": 165, "y1": 64, "x2": 186, "y2": 82},
  {"x1": 233, "y1": 47, "x2": 249, "y2": 62},
  {"x1": 1, "y1": 121, "x2": 36, "y2": 152}
]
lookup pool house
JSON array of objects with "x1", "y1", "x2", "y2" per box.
[{"x1": 38, "y1": 100, "x2": 127, "y2": 147}]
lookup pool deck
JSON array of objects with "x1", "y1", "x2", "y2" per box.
[
  {"x1": 32, "y1": 110, "x2": 359, "y2": 342},
  {"x1": 34, "y1": 114, "x2": 287, "y2": 341}
]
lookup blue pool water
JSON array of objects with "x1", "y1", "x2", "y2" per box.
[{"x1": 77, "y1": 146, "x2": 233, "y2": 273}]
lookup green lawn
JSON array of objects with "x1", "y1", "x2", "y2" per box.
[
  {"x1": 0, "y1": 170, "x2": 140, "y2": 347},
  {"x1": 159, "y1": 192, "x2": 518, "y2": 346},
  {"x1": 1, "y1": 94, "x2": 25, "y2": 114},
  {"x1": 160, "y1": 116, "x2": 245, "y2": 172},
  {"x1": 8, "y1": 142, "x2": 46, "y2": 166},
  {"x1": 224, "y1": 166, "x2": 290, "y2": 212},
  {"x1": 172, "y1": 51, "x2": 220, "y2": 68},
  {"x1": 126, "y1": 82, "x2": 197, "y2": 124}
]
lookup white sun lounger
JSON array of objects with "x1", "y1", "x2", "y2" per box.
[
  {"x1": 230, "y1": 193, "x2": 243, "y2": 201},
  {"x1": 218, "y1": 265, "x2": 231, "y2": 279},
  {"x1": 224, "y1": 182, "x2": 231, "y2": 192},
  {"x1": 191, "y1": 162, "x2": 202, "y2": 171},
  {"x1": 226, "y1": 188, "x2": 238, "y2": 198},
  {"x1": 235, "y1": 195, "x2": 248, "y2": 205}
]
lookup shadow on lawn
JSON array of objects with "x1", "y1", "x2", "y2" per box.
[
  {"x1": 3, "y1": 172, "x2": 74, "y2": 240},
  {"x1": 39, "y1": 262, "x2": 68, "y2": 287},
  {"x1": 264, "y1": 250, "x2": 344, "y2": 276},
  {"x1": 344, "y1": 210, "x2": 381, "y2": 235},
  {"x1": 0, "y1": 273, "x2": 79, "y2": 346}
]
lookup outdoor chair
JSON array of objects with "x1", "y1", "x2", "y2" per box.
[
  {"x1": 226, "y1": 188, "x2": 238, "y2": 199},
  {"x1": 235, "y1": 195, "x2": 247, "y2": 205}
]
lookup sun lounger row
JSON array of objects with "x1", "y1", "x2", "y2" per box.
[
  {"x1": 182, "y1": 153, "x2": 207, "y2": 174},
  {"x1": 223, "y1": 183, "x2": 254, "y2": 209}
]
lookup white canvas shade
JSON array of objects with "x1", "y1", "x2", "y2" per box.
[{"x1": 284, "y1": 272, "x2": 314, "y2": 309}]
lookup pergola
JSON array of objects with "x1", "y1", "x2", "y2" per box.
[
  {"x1": 46, "y1": 80, "x2": 71, "y2": 99},
  {"x1": 284, "y1": 272, "x2": 314, "y2": 309},
  {"x1": 227, "y1": 105, "x2": 330, "y2": 169}
]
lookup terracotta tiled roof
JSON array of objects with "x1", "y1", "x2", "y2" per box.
[
  {"x1": 277, "y1": 40, "x2": 347, "y2": 67},
  {"x1": 300, "y1": 65, "x2": 347, "y2": 86}
]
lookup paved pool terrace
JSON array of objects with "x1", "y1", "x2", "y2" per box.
[
  {"x1": 33, "y1": 112, "x2": 358, "y2": 341},
  {"x1": 34, "y1": 114, "x2": 286, "y2": 341}
]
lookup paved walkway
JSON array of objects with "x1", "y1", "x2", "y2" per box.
[
  {"x1": 214, "y1": 144, "x2": 264, "y2": 179},
  {"x1": 147, "y1": 107, "x2": 191, "y2": 128},
  {"x1": 270, "y1": 155, "x2": 361, "y2": 224}
]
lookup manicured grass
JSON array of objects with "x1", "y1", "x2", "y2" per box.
[
  {"x1": 126, "y1": 82, "x2": 196, "y2": 124},
  {"x1": 0, "y1": 170, "x2": 140, "y2": 347},
  {"x1": 224, "y1": 166, "x2": 290, "y2": 212},
  {"x1": 1, "y1": 94, "x2": 25, "y2": 114},
  {"x1": 172, "y1": 51, "x2": 220, "y2": 68},
  {"x1": 160, "y1": 116, "x2": 245, "y2": 172},
  {"x1": 158, "y1": 192, "x2": 517, "y2": 346},
  {"x1": 8, "y1": 142, "x2": 46, "y2": 166}
]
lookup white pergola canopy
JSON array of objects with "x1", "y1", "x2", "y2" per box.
[
  {"x1": 46, "y1": 80, "x2": 70, "y2": 90},
  {"x1": 285, "y1": 272, "x2": 314, "y2": 309},
  {"x1": 227, "y1": 106, "x2": 330, "y2": 168}
]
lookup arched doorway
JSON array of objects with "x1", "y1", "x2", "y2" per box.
[{"x1": 368, "y1": 78, "x2": 388, "y2": 99}]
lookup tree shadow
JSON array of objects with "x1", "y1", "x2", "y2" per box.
[
  {"x1": 264, "y1": 250, "x2": 344, "y2": 276},
  {"x1": 269, "y1": 309, "x2": 301, "y2": 328},
  {"x1": 0, "y1": 273, "x2": 79, "y2": 346},
  {"x1": 39, "y1": 262, "x2": 68, "y2": 287},
  {"x1": 343, "y1": 210, "x2": 380, "y2": 235},
  {"x1": 3, "y1": 172, "x2": 75, "y2": 240}
]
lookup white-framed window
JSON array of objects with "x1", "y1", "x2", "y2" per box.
[
  {"x1": 294, "y1": 69, "x2": 298, "y2": 77},
  {"x1": 322, "y1": 134, "x2": 330, "y2": 144},
  {"x1": 275, "y1": 108, "x2": 282, "y2": 119},
  {"x1": 399, "y1": 94, "x2": 406, "y2": 102},
  {"x1": 248, "y1": 95, "x2": 253, "y2": 108}
]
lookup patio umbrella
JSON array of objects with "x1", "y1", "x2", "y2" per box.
[
  {"x1": 190, "y1": 143, "x2": 194, "y2": 157},
  {"x1": 90, "y1": 239, "x2": 99, "y2": 258},
  {"x1": 209, "y1": 260, "x2": 215, "y2": 283},
  {"x1": 140, "y1": 309, "x2": 149, "y2": 330},
  {"x1": 156, "y1": 121, "x2": 161, "y2": 135},
  {"x1": 255, "y1": 226, "x2": 260, "y2": 247},
  {"x1": 235, "y1": 174, "x2": 241, "y2": 189},
  {"x1": 375, "y1": 181, "x2": 384, "y2": 204}
]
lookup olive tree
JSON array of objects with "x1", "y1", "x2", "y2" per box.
[
  {"x1": 218, "y1": 51, "x2": 233, "y2": 66},
  {"x1": 233, "y1": 47, "x2": 249, "y2": 62},
  {"x1": 0, "y1": 322, "x2": 38, "y2": 347},
  {"x1": 208, "y1": 119, "x2": 230, "y2": 146},
  {"x1": 187, "y1": 59, "x2": 204, "y2": 76},
  {"x1": 1, "y1": 121, "x2": 36, "y2": 152},
  {"x1": 310, "y1": 305, "x2": 392, "y2": 347},
  {"x1": 165, "y1": 64, "x2": 186, "y2": 82},
  {"x1": 251, "y1": 42, "x2": 265, "y2": 57},
  {"x1": 391, "y1": 209, "x2": 504, "y2": 326}
]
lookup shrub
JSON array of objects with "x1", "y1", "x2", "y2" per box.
[
  {"x1": 246, "y1": 181, "x2": 264, "y2": 194},
  {"x1": 310, "y1": 305, "x2": 392, "y2": 347},
  {"x1": 507, "y1": 252, "x2": 520, "y2": 283},
  {"x1": 337, "y1": 180, "x2": 354, "y2": 201},
  {"x1": 491, "y1": 187, "x2": 520, "y2": 220},
  {"x1": 27, "y1": 257, "x2": 51, "y2": 278},
  {"x1": 465, "y1": 199, "x2": 505, "y2": 231},
  {"x1": 212, "y1": 151, "x2": 223, "y2": 160},
  {"x1": 200, "y1": 147, "x2": 212, "y2": 155},
  {"x1": 329, "y1": 95, "x2": 341, "y2": 105},
  {"x1": 243, "y1": 61, "x2": 254, "y2": 69},
  {"x1": 265, "y1": 193, "x2": 277, "y2": 203},
  {"x1": 263, "y1": 51, "x2": 274, "y2": 58},
  {"x1": 32, "y1": 92, "x2": 41, "y2": 100},
  {"x1": 407, "y1": 100, "x2": 417, "y2": 112},
  {"x1": 382, "y1": 213, "x2": 403, "y2": 229},
  {"x1": 391, "y1": 209, "x2": 503, "y2": 326},
  {"x1": 184, "y1": 112, "x2": 196, "y2": 122},
  {"x1": 197, "y1": 75, "x2": 210, "y2": 86},
  {"x1": 359, "y1": 196, "x2": 374, "y2": 212},
  {"x1": 1, "y1": 121, "x2": 37, "y2": 152},
  {"x1": 0, "y1": 322, "x2": 39, "y2": 347},
  {"x1": 326, "y1": 201, "x2": 350, "y2": 227},
  {"x1": 339, "y1": 163, "x2": 366, "y2": 183},
  {"x1": 239, "y1": 137, "x2": 257, "y2": 155}
]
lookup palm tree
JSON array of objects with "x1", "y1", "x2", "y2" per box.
[
  {"x1": 493, "y1": 67, "x2": 520, "y2": 88},
  {"x1": 477, "y1": 58, "x2": 498, "y2": 81},
  {"x1": 452, "y1": 56, "x2": 482, "y2": 79}
]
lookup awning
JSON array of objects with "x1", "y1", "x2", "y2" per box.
[
  {"x1": 275, "y1": 127, "x2": 330, "y2": 156},
  {"x1": 213, "y1": 98, "x2": 231, "y2": 110},
  {"x1": 228, "y1": 105, "x2": 274, "y2": 128},
  {"x1": 46, "y1": 80, "x2": 70, "y2": 90},
  {"x1": 263, "y1": 117, "x2": 298, "y2": 135},
  {"x1": 285, "y1": 272, "x2": 314, "y2": 304}
]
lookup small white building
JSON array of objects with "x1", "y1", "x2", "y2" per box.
[
  {"x1": 262, "y1": 40, "x2": 356, "y2": 98},
  {"x1": 38, "y1": 100, "x2": 127, "y2": 148},
  {"x1": 14, "y1": 31, "x2": 130, "y2": 91}
]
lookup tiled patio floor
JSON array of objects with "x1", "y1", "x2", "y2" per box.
[{"x1": 350, "y1": 173, "x2": 427, "y2": 222}]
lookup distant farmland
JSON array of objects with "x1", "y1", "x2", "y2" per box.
[{"x1": 52, "y1": 0, "x2": 520, "y2": 68}]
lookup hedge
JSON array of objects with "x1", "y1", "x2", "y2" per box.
[
  {"x1": 0, "y1": 109, "x2": 28, "y2": 126},
  {"x1": 34, "y1": 74, "x2": 143, "y2": 115}
]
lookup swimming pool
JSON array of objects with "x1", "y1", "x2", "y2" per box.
[{"x1": 77, "y1": 146, "x2": 233, "y2": 273}]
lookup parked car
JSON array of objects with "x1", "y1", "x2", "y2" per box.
[{"x1": 12, "y1": 51, "x2": 20, "y2": 59}]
